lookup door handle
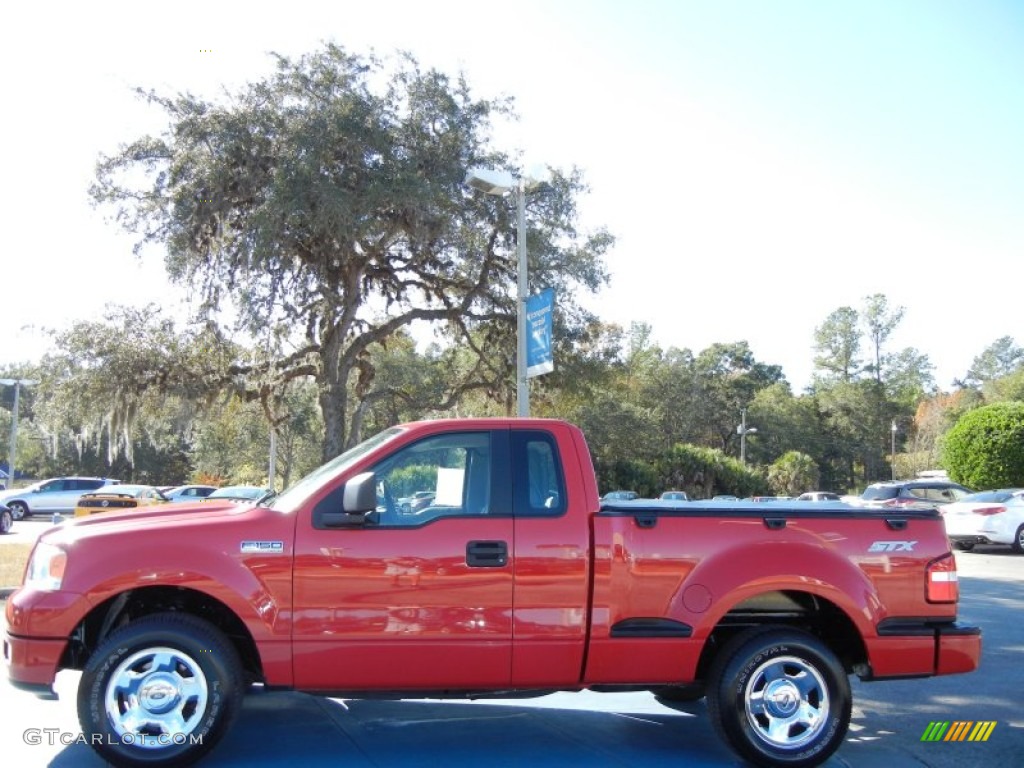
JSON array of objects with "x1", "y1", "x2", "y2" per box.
[{"x1": 466, "y1": 540, "x2": 508, "y2": 567}]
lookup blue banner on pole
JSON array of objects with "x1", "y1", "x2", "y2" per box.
[{"x1": 526, "y1": 288, "x2": 555, "y2": 378}]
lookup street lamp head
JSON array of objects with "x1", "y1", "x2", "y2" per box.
[
  {"x1": 748, "y1": 427, "x2": 758, "y2": 435},
  {"x1": 464, "y1": 167, "x2": 515, "y2": 196}
]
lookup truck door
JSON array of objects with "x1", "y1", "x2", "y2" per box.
[
  {"x1": 509, "y1": 429, "x2": 591, "y2": 686},
  {"x1": 292, "y1": 429, "x2": 514, "y2": 690}
]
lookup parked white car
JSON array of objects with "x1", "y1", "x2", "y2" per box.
[
  {"x1": 159, "y1": 484, "x2": 217, "y2": 502},
  {"x1": 941, "y1": 488, "x2": 1024, "y2": 553}
]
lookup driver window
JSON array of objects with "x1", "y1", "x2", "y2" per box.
[{"x1": 370, "y1": 431, "x2": 492, "y2": 526}]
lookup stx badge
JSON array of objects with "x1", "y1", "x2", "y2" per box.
[{"x1": 868, "y1": 540, "x2": 917, "y2": 553}]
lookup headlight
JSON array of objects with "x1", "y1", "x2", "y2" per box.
[{"x1": 25, "y1": 542, "x2": 67, "y2": 590}]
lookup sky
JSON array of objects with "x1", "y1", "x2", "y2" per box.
[{"x1": 2, "y1": 0, "x2": 1022, "y2": 392}]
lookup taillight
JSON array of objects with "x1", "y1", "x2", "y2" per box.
[
  {"x1": 972, "y1": 505, "x2": 1006, "y2": 516},
  {"x1": 884, "y1": 498, "x2": 916, "y2": 508},
  {"x1": 927, "y1": 553, "x2": 959, "y2": 603}
]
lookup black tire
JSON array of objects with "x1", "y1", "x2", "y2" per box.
[
  {"x1": 706, "y1": 627, "x2": 851, "y2": 768},
  {"x1": 1012, "y1": 525, "x2": 1024, "y2": 554},
  {"x1": 0, "y1": 507, "x2": 12, "y2": 534},
  {"x1": 953, "y1": 541, "x2": 975, "y2": 552},
  {"x1": 8, "y1": 501, "x2": 28, "y2": 521},
  {"x1": 77, "y1": 613, "x2": 245, "y2": 768},
  {"x1": 651, "y1": 683, "x2": 706, "y2": 703}
]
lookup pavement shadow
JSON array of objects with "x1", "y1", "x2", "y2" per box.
[
  {"x1": 203, "y1": 690, "x2": 738, "y2": 768},
  {"x1": 42, "y1": 689, "x2": 740, "y2": 767}
]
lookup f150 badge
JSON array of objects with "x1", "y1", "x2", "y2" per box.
[
  {"x1": 868, "y1": 540, "x2": 917, "y2": 553},
  {"x1": 240, "y1": 541, "x2": 284, "y2": 554}
]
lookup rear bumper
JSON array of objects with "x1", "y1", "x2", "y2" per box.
[
  {"x1": 935, "y1": 623, "x2": 983, "y2": 675},
  {"x1": 949, "y1": 534, "x2": 1000, "y2": 546},
  {"x1": 866, "y1": 620, "x2": 981, "y2": 679}
]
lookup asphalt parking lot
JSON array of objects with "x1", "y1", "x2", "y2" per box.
[{"x1": 0, "y1": 521, "x2": 1020, "y2": 767}]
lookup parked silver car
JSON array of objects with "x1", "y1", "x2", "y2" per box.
[
  {"x1": 159, "y1": 484, "x2": 218, "y2": 503},
  {"x1": 0, "y1": 476, "x2": 121, "y2": 520}
]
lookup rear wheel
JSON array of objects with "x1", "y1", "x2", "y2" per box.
[
  {"x1": 0, "y1": 507, "x2": 12, "y2": 534},
  {"x1": 1012, "y1": 525, "x2": 1024, "y2": 554},
  {"x1": 77, "y1": 613, "x2": 245, "y2": 768},
  {"x1": 8, "y1": 501, "x2": 28, "y2": 521},
  {"x1": 706, "y1": 627, "x2": 851, "y2": 767},
  {"x1": 953, "y1": 541, "x2": 975, "y2": 552}
]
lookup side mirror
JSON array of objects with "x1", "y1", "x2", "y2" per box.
[
  {"x1": 343, "y1": 472, "x2": 378, "y2": 513},
  {"x1": 316, "y1": 472, "x2": 379, "y2": 528}
]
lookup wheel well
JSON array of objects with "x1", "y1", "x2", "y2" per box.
[
  {"x1": 692, "y1": 590, "x2": 868, "y2": 683},
  {"x1": 60, "y1": 586, "x2": 264, "y2": 684}
]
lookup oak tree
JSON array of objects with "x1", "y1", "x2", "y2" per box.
[{"x1": 91, "y1": 44, "x2": 610, "y2": 459}]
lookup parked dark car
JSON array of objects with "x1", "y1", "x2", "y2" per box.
[{"x1": 858, "y1": 479, "x2": 974, "y2": 510}]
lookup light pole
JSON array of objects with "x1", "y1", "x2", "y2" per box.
[
  {"x1": 737, "y1": 408, "x2": 758, "y2": 465},
  {"x1": 464, "y1": 166, "x2": 546, "y2": 417},
  {"x1": 1, "y1": 378, "x2": 38, "y2": 489},
  {"x1": 891, "y1": 420, "x2": 898, "y2": 480}
]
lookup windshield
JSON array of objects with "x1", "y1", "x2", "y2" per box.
[{"x1": 271, "y1": 427, "x2": 405, "y2": 514}]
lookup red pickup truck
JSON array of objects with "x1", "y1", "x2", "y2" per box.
[{"x1": 4, "y1": 418, "x2": 981, "y2": 768}]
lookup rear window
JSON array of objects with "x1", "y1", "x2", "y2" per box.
[
  {"x1": 862, "y1": 486, "x2": 898, "y2": 501},
  {"x1": 962, "y1": 490, "x2": 1015, "y2": 503}
]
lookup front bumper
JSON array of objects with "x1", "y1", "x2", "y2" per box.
[
  {"x1": 3, "y1": 631, "x2": 65, "y2": 693},
  {"x1": 4, "y1": 586, "x2": 84, "y2": 692}
]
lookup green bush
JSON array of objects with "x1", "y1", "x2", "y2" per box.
[
  {"x1": 596, "y1": 458, "x2": 661, "y2": 498},
  {"x1": 768, "y1": 451, "x2": 819, "y2": 496},
  {"x1": 942, "y1": 402, "x2": 1024, "y2": 489},
  {"x1": 652, "y1": 443, "x2": 767, "y2": 499}
]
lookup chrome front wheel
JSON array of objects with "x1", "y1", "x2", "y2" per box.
[
  {"x1": 78, "y1": 613, "x2": 244, "y2": 768},
  {"x1": 104, "y1": 646, "x2": 210, "y2": 746}
]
